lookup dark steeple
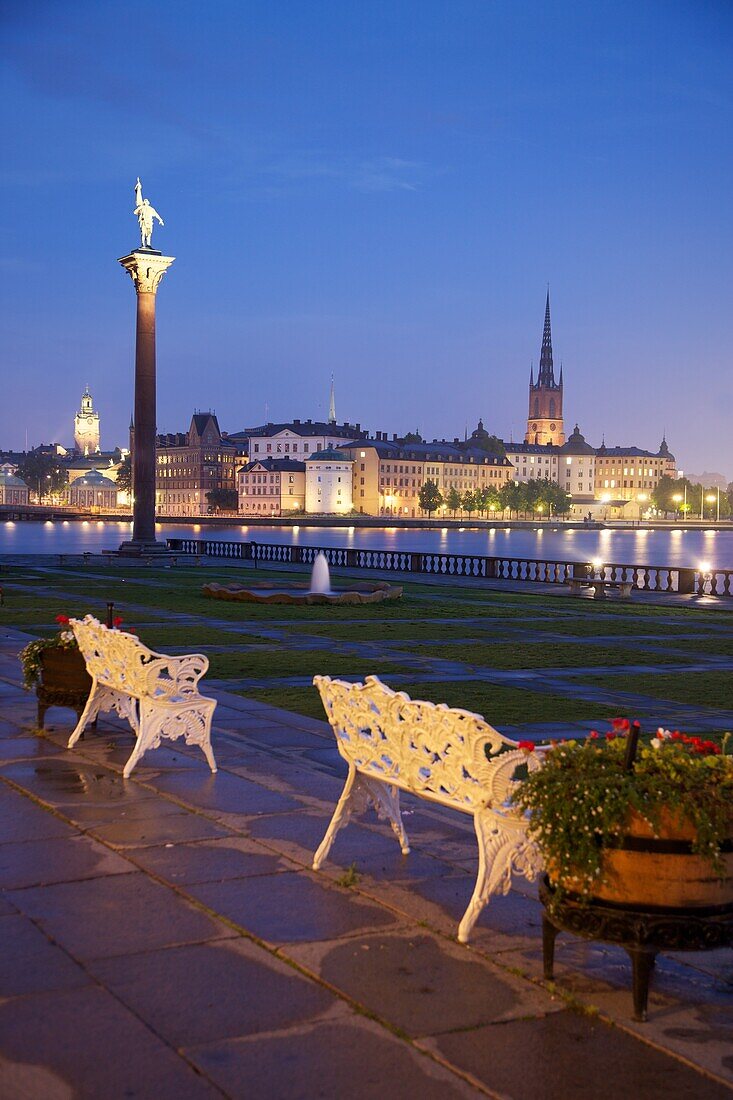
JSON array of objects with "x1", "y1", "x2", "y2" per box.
[{"x1": 537, "y1": 288, "x2": 556, "y2": 386}]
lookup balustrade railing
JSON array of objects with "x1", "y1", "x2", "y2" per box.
[{"x1": 165, "y1": 538, "x2": 732, "y2": 598}]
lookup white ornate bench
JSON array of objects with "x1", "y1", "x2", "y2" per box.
[
  {"x1": 68, "y1": 616, "x2": 217, "y2": 778},
  {"x1": 313, "y1": 674, "x2": 544, "y2": 943}
]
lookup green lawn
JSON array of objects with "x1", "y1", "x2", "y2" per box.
[
  {"x1": 135, "y1": 625, "x2": 270, "y2": 649},
  {"x1": 4, "y1": 564, "x2": 733, "y2": 734},
  {"x1": 238, "y1": 680, "x2": 624, "y2": 725},
  {"x1": 574, "y1": 670, "x2": 733, "y2": 712},
  {"x1": 206, "y1": 648, "x2": 410, "y2": 681},
  {"x1": 392, "y1": 641, "x2": 685, "y2": 668}
]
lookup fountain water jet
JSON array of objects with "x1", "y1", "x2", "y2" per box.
[{"x1": 309, "y1": 553, "x2": 331, "y2": 595}]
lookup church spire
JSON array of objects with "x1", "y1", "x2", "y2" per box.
[
  {"x1": 328, "y1": 374, "x2": 336, "y2": 425},
  {"x1": 538, "y1": 287, "x2": 555, "y2": 385}
]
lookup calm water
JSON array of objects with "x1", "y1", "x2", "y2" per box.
[{"x1": 1, "y1": 519, "x2": 731, "y2": 569}]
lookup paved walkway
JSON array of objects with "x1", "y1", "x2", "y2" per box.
[{"x1": 0, "y1": 625, "x2": 730, "y2": 1098}]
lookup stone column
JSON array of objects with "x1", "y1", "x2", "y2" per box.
[{"x1": 117, "y1": 249, "x2": 175, "y2": 554}]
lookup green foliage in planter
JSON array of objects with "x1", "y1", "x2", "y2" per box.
[
  {"x1": 512, "y1": 725, "x2": 733, "y2": 898},
  {"x1": 18, "y1": 629, "x2": 79, "y2": 690}
]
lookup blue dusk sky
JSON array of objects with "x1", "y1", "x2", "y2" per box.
[{"x1": 2, "y1": 0, "x2": 732, "y2": 476}]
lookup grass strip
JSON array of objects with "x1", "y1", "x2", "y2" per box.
[
  {"x1": 390, "y1": 641, "x2": 685, "y2": 669},
  {"x1": 573, "y1": 670, "x2": 733, "y2": 712},
  {"x1": 236, "y1": 680, "x2": 624, "y2": 725}
]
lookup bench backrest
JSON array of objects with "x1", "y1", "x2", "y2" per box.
[
  {"x1": 314, "y1": 674, "x2": 540, "y2": 817},
  {"x1": 70, "y1": 616, "x2": 208, "y2": 701}
]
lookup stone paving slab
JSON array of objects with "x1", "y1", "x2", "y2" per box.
[
  {"x1": 0, "y1": 617, "x2": 732, "y2": 1095},
  {"x1": 426, "y1": 1009, "x2": 733, "y2": 1100}
]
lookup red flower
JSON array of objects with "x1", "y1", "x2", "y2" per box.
[
  {"x1": 588, "y1": 730, "x2": 599, "y2": 740},
  {"x1": 112, "y1": 616, "x2": 124, "y2": 628},
  {"x1": 605, "y1": 731, "x2": 617, "y2": 741},
  {"x1": 55, "y1": 614, "x2": 70, "y2": 625},
  {"x1": 612, "y1": 717, "x2": 630, "y2": 732},
  {"x1": 517, "y1": 741, "x2": 535, "y2": 753}
]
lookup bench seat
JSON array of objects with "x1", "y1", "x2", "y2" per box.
[
  {"x1": 313, "y1": 674, "x2": 544, "y2": 943},
  {"x1": 68, "y1": 616, "x2": 217, "y2": 778}
]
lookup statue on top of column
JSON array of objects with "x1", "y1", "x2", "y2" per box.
[{"x1": 134, "y1": 177, "x2": 164, "y2": 249}]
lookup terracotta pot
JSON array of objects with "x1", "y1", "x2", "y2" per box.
[
  {"x1": 552, "y1": 807, "x2": 733, "y2": 909},
  {"x1": 39, "y1": 646, "x2": 92, "y2": 694}
]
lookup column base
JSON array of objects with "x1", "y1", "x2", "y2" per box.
[{"x1": 118, "y1": 539, "x2": 170, "y2": 557}]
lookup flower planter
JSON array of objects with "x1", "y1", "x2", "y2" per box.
[
  {"x1": 600, "y1": 808, "x2": 733, "y2": 909},
  {"x1": 552, "y1": 808, "x2": 733, "y2": 909},
  {"x1": 36, "y1": 646, "x2": 92, "y2": 728}
]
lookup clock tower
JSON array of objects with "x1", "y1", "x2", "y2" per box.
[
  {"x1": 525, "y1": 290, "x2": 565, "y2": 446},
  {"x1": 74, "y1": 386, "x2": 101, "y2": 455}
]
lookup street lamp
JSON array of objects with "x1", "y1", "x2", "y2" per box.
[
  {"x1": 698, "y1": 560, "x2": 712, "y2": 596},
  {"x1": 705, "y1": 493, "x2": 716, "y2": 522}
]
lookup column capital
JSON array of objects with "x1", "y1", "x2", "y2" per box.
[{"x1": 118, "y1": 249, "x2": 175, "y2": 294}]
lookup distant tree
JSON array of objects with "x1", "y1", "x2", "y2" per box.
[
  {"x1": 116, "y1": 455, "x2": 132, "y2": 494},
  {"x1": 479, "y1": 486, "x2": 502, "y2": 517},
  {"x1": 462, "y1": 490, "x2": 478, "y2": 517},
  {"x1": 472, "y1": 434, "x2": 506, "y2": 457},
  {"x1": 205, "y1": 488, "x2": 238, "y2": 514},
  {"x1": 14, "y1": 452, "x2": 68, "y2": 501},
  {"x1": 651, "y1": 475, "x2": 677, "y2": 515},
  {"x1": 445, "y1": 487, "x2": 462, "y2": 517},
  {"x1": 499, "y1": 481, "x2": 522, "y2": 518},
  {"x1": 651, "y1": 476, "x2": 694, "y2": 516},
  {"x1": 547, "y1": 483, "x2": 572, "y2": 516},
  {"x1": 418, "y1": 479, "x2": 443, "y2": 517},
  {"x1": 402, "y1": 430, "x2": 423, "y2": 444}
]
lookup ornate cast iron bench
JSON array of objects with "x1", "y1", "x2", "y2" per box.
[
  {"x1": 312, "y1": 674, "x2": 544, "y2": 943},
  {"x1": 68, "y1": 616, "x2": 217, "y2": 779}
]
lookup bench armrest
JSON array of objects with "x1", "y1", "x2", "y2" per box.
[{"x1": 144, "y1": 652, "x2": 210, "y2": 700}]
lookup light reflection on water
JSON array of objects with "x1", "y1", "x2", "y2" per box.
[{"x1": 1, "y1": 519, "x2": 732, "y2": 569}]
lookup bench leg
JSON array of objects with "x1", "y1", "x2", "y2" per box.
[
  {"x1": 68, "y1": 682, "x2": 103, "y2": 748},
  {"x1": 313, "y1": 770, "x2": 410, "y2": 871},
  {"x1": 458, "y1": 814, "x2": 530, "y2": 944},
  {"x1": 361, "y1": 776, "x2": 410, "y2": 856},
  {"x1": 313, "y1": 766, "x2": 358, "y2": 870}
]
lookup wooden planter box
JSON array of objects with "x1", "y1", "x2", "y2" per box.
[
  {"x1": 36, "y1": 646, "x2": 92, "y2": 729},
  {"x1": 553, "y1": 808, "x2": 733, "y2": 909}
]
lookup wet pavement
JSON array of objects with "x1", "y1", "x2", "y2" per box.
[{"x1": 0, "y1": 623, "x2": 731, "y2": 1098}]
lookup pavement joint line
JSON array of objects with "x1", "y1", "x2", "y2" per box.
[
  {"x1": 0, "y1": 701, "x2": 731, "y2": 1087},
  {"x1": 0, "y1": 761, "x2": 506, "y2": 1097}
]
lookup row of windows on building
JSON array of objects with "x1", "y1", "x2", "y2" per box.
[{"x1": 252, "y1": 442, "x2": 325, "y2": 454}]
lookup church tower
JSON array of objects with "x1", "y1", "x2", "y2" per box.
[
  {"x1": 525, "y1": 290, "x2": 565, "y2": 446},
  {"x1": 74, "y1": 386, "x2": 101, "y2": 455}
]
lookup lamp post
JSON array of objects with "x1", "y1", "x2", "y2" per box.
[
  {"x1": 699, "y1": 560, "x2": 711, "y2": 596},
  {"x1": 705, "y1": 493, "x2": 716, "y2": 522}
]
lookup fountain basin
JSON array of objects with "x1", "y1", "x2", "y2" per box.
[{"x1": 202, "y1": 580, "x2": 403, "y2": 605}]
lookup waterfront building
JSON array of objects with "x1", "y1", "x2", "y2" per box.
[
  {"x1": 238, "y1": 458, "x2": 305, "y2": 516},
  {"x1": 154, "y1": 412, "x2": 247, "y2": 517},
  {"x1": 525, "y1": 291, "x2": 564, "y2": 446},
  {"x1": 68, "y1": 469, "x2": 118, "y2": 511},
  {"x1": 64, "y1": 452, "x2": 126, "y2": 485},
  {"x1": 504, "y1": 441, "x2": 560, "y2": 484},
  {"x1": 0, "y1": 469, "x2": 30, "y2": 506},
  {"x1": 305, "y1": 448, "x2": 354, "y2": 514},
  {"x1": 594, "y1": 438, "x2": 676, "y2": 504},
  {"x1": 558, "y1": 426, "x2": 596, "y2": 500},
  {"x1": 73, "y1": 387, "x2": 101, "y2": 455},
  {"x1": 229, "y1": 419, "x2": 367, "y2": 462},
  {"x1": 340, "y1": 435, "x2": 513, "y2": 516}
]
